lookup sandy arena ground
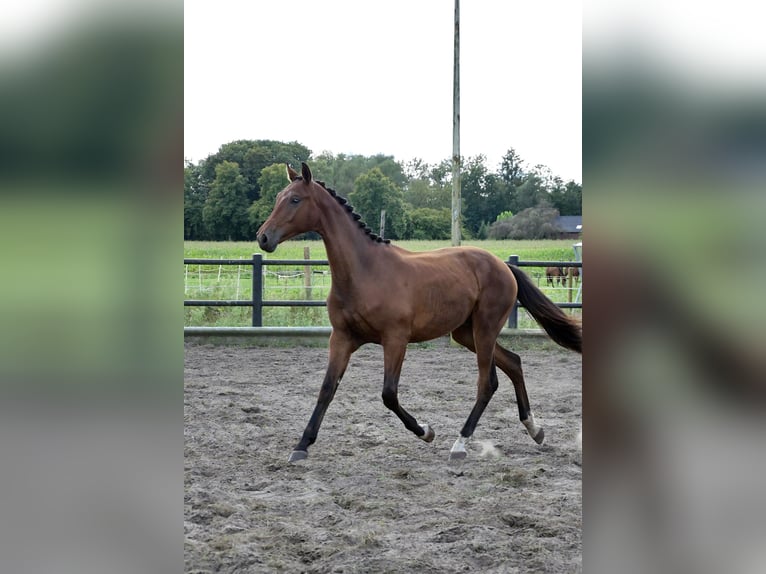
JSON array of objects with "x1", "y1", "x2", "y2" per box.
[{"x1": 185, "y1": 341, "x2": 582, "y2": 573}]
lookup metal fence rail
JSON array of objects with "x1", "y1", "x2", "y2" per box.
[{"x1": 184, "y1": 254, "x2": 582, "y2": 328}]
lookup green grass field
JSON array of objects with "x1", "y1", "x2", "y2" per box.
[
  {"x1": 184, "y1": 238, "x2": 577, "y2": 261},
  {"x1": 184, "y1": 239, "x2": 582, "y2": 328}
]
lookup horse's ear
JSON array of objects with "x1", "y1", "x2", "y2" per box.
[
  {"x1": 286, "y1": 164, "x2": 300, "y2": 182},
  {"x1": 301, "y1": 162, "x2": 313, "y2": 183}
]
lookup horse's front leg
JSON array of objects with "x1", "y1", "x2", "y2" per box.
[
  {"x1": 450, "y1": 325, "x2": 501, "y2": 461},
  {"x1": 289, "y1": 331, "x2": 358, "y2": 462},
  {"x1": 381, "y1": 339, "x2": 436, "y2": 444}
]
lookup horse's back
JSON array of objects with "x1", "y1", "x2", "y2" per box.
[{"x1": 399, "y1": 245, "x2": 517, "y2": 299}]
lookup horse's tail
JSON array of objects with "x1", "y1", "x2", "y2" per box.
[{"x1": 508, "y1": 264, "x2": 582, "y2": 354}]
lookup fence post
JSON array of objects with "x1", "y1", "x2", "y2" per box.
[
  {"x1": 252, "y1": 253, "x2": 263, "y2": 327},
  {"x1": 379, "y1": 209, "x2": 386, "y2": 239},
  {"x1": 507, "y1": 254, "x2": 519, "y2": 329}
]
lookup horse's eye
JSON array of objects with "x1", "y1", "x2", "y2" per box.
[{"x1": 290, "y1": 196, "x2": 301, "y2": 204}]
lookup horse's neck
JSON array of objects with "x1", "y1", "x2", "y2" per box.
[{"x1": 318, "y1": 199, "x2": 378, "y2": 288}]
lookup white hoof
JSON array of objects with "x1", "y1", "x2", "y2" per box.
[
  {"x1": 288, "y1": 450, "x2": 308, "y2": 462},
  {"x1": 450, "y1": 436, "x2": 468, "y2": 460},
  {"x1": 522, "y1": 413, "x2": 544, "y2": 444}
]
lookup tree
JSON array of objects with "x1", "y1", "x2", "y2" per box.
[
  {"x1": 202, "y1": 161, "x2": 250, "y2": 240},
  {"x1": 460, "y1": 155, "x2": 512, "y2": 237},
  {"x1": 429, "y1": 159, "x2": 453, "y2": 187},
  {"x1": 200, "y1": 139, "x2": 311, "y2": 203},
  {"x1": 369, "y1": 154, "x2": 407, "y2": 189},
  {"x1": 349, "y1": 168, "x2": 410, "y2": 239},
  {"x1": 401, "y1": 157, "x2": 451, "y2": 213},
  {"x1": 529, "y1": 164, "x2": 557, "y2": 192},
  {"x1": 512, "y1": 173, "x2": 547, "y2": 213},
  {"x1": 184, "y1": 160, "x2": 208, "y2": 239},
  {"x1": 247, "y1": 163, "x2": 290, "y2": 232},
  {"x1": 550, "y1": 180, "x2": 582, "y2": 215},
  {"x1": 499, "y1": 147, "x2": 526, "y2": 187},
  {"x1": 402, "y1": 157, "x2": 430, "y2": 181},
  {"x1": 403, "y1": 177, "x2": 451, "y2": 210},
  {"x1": 184, "y1": 138, "x2": 581, "y2": 242},
  {"x1": 200, "y1": 140, "x2": 256, "y2": 188},
  {"x1": 309, "y1": 152, "x2": 407, "y2": 201},
  {"x1": 306, "y1": 151, "x2": 339, "y2": 190},
  {"x1": 408, "y1": 208, "x2": 451, "y2": 240}
]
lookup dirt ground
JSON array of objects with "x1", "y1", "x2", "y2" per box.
[{"x1": 184, "y1": 340, "x2": 582, "y2": 573}]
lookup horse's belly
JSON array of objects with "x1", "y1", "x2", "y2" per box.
[
  {"x1": 328, "y1": 283, "x2": 477, "y2": 343},
  {"x1": 408, "y1": 298, "x2": 474, "y2": 342}
]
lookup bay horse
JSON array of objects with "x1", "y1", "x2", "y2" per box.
[
  {"x1": 545, "y1": 266, "x2": 565, "y2": 287},
  {"x1": 546, "y1": 265, "x2": 580, "y2": 287},
  {"x1": 257, "y1": 162, "x2": 581, "y2": 462},
  {"x1": 570, "y1": 265, "x2": 580, "y2": 285}
]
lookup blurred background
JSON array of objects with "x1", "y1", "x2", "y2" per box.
[
  {"x1": 0, "y1": 1, "x2": 181, "y2": 572},
  {"x1": 584, "y1": 0, "x2": 766, "y2": 572}
]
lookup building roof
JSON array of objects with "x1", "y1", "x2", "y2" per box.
[{"x1": 554, "y1": 215, "x2": 582, "y2": 233}]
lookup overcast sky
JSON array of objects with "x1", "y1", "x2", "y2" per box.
[{"x1": 185, "y1": 0, "x2": 582, "y2": 183}]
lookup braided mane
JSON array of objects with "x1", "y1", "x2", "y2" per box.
[{"x1": 307, "y1": 177, "x2": 392, "y2": 245}]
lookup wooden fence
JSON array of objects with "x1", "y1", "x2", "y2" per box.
[{"x1": 184, "y1": 254, "x2": 581, "y2": 332}]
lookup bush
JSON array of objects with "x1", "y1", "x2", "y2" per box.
[{"x1": 488, "y1": 206, "x2": 560, "y2": 240}]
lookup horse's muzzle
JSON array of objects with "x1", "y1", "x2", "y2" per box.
[{"x1": 257, "y1": 231, "x2": 278, "y2": 253}]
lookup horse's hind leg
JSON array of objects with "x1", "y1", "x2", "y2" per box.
[
  {"x1": 381, "y1": 338, "x2": 435, "y2": 444},
  {"x1": 451, "y1": 323, "x2": 544, "y2": 451},
  {"x1": 493, "y1": 344, "x2": 545, "y2": 444}
]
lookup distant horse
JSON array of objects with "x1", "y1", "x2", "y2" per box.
[
  {"x1": 545, "y1": 266, "x2": 566, "y2": 287},
  {"x1": 257, "y1": 162, "x2": 582, "y2": 462},
  {"x1": 546, "y1": 265, "x2": 580, "y2": 287},
  {"x1": 569, "y1": 266, "x2": 580, "y2": 285}
]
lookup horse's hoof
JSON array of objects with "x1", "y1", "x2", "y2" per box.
[
  {"x1": 522, "y1": 414, "x2": 544, "y2": 445},
  {"x1": 419, "y1": 424, "x2": 435, "y2": 443},
  {"x1": 450, "y1": 436, "x2": 468, "y2": 460},
  {"x1": 288, "y1": 450, "x2": 308, "y2": 463}
]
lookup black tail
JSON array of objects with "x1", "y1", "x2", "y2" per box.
[{"x1": 508, "y1": 264, "x2": 582, "y2": 354}]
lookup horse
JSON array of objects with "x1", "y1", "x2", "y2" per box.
[
  {"x1": 256, "y1": 162, "x2": 582, "y2": 462},
  {"x1": 570, "y1": 265, "x2": 580, "y2": 285},
  {"x1": 545, "y1": 266, "x2": 565, "y2": 287},
  {"x1": 546, "y1": 265, "x2": 580, "y2": 287}
]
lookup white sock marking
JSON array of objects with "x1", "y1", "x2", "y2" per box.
[
  {"x1": 451, "y1": 435, "x2": 467, "y2": 455},
  {"x1": 522, "y1": 412, "x2": 541, "y2": 437}
]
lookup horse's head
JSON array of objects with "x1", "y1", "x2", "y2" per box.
[{"x1": 256, "y1": 162, "x2": 322, "y2": 253}]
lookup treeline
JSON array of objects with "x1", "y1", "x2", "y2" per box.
[{"x1": 184, "y1": 139, "x2": 582, "y2": 241}]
